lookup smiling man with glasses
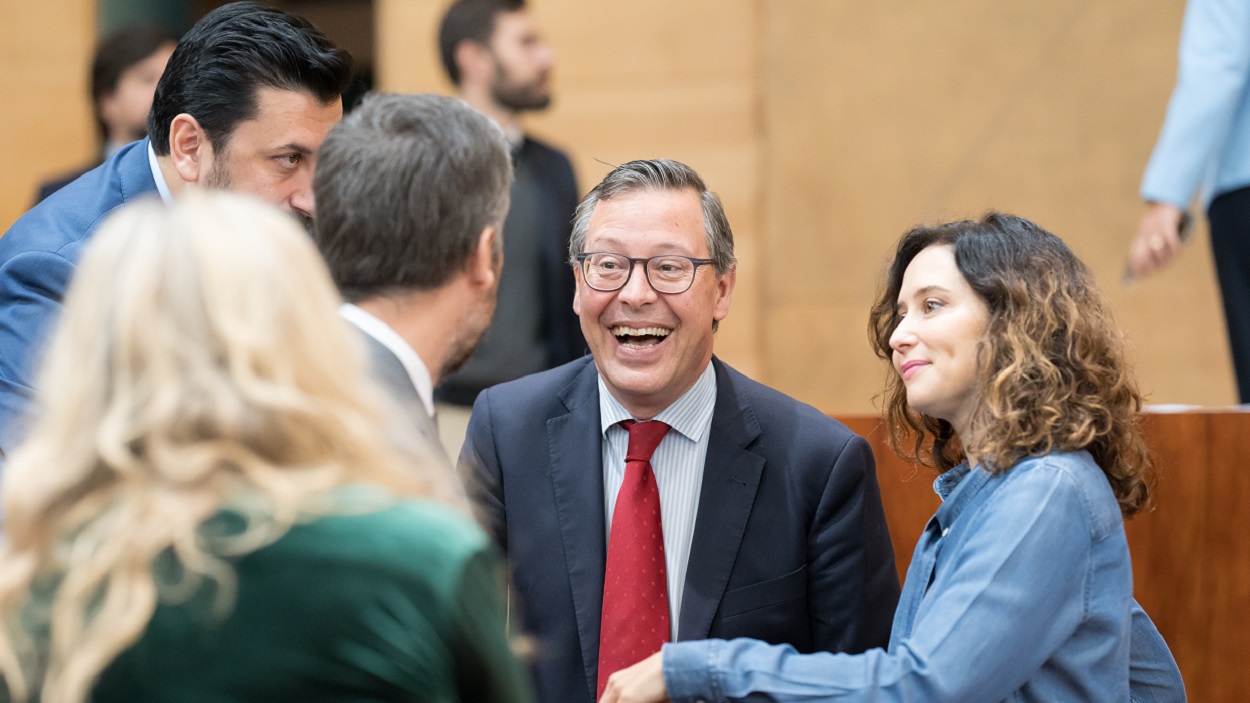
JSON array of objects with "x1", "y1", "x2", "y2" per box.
[{"x1": 459, "y1": 158, "x2": 901, "y2": 703}]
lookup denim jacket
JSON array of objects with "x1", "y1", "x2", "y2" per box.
[{"x1": 664, "y1": 451, "x2": 1185, "y2": 702}]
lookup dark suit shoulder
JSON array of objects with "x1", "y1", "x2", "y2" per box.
[
  {"x1": 475, "y1": 356, "x2": 594, "y2": 416},
  {"x1": 715, "y1": 360, "x2": 861, "y2": 450}
]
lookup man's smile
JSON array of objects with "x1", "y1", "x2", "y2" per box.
[{"x1": 612, "y1": 325, "x2": 672, "y2": 349}]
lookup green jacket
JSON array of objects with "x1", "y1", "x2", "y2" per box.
[{"x1": 92, "y1": 497, "x2": 535, "y2": 702}]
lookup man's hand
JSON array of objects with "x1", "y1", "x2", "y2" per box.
[
  {"x1": 598, "y1": 652, "x2": 669, "y2": 703},
  {"x1": 1127, "y1": 201, "x2": 1186, "y2": 280}
]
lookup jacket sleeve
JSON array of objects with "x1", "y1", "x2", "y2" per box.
[
  {"x1": 0, "y1": 249, "x2": 75, "y2": 454},
  {"x1": 808, "y1": 434, "x2": 900, "y2": 653},
  {"x1": 664, "y1": 466, "x2": 1102, "y2": 703},
  {"x1": 1140, "y1": 0, "x2": 1250, "y2": 206},
  {"x1": 457, "y1": 388, "x2": 508, "y2": 550}
]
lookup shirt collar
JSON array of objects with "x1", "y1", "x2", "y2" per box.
[
  {"x1": 339, "y1": 303, "x2": 435, "y2": 417},
  {"x1": 146, "y1": 140, "x2": 174, "y2": 204},
  {"x1": 598, "y1": 362, "x2": 717, "y2": 442},
  {"x1": 932, "y1": 460, "x2": 993, "y2": 530}
]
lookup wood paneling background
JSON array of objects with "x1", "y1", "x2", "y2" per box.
[
  {"x1": 845, "y1": 411, "x2": 1250, "y2": 701},
  {"x1": 0, "y1": 2, "x2": 95, "y2": 233}
]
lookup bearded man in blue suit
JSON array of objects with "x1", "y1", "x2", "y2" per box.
[
  {"x1": 0, "y1": 2, "x2": 352, "y2": 455},
  {"x1": 460, "y1": 158, "x2": 901, "y2": 703}
]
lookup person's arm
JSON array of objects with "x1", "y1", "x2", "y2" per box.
[
  {"x1": 456, "y1": 389, "x2": 508, "y2": 548},
  {"x1": 1129, "y1": 599, "x2": 1186, "y2": 702},
  {"x1": 0, "y1": 249, "x2": 75, "y2": 454},
  {"x1": 450, "y1": 542, "x2": 538, "y2": 703},
  {"x1": 807, "y1": 434, "x2": 899, "y2": 653},
  {"x1": 606, "y1": 464, "x2": 1104, "y2": 703},
  {"x1": 1129, "y1": 0, "x2": 1250, "y2": 279}
]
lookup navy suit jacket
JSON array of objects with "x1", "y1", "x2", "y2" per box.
[
  {"x1": 460, "y1": 356, "x2": 900, "y2": 703},
  {"x1": 0, "y1": 139, "x2": 157, "y2": 452}
]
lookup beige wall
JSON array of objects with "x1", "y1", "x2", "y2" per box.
[
  {"x1": 1, "y1": 0, "x2": 1228, "y2": 411},
  {"x1": 0, "y1": 2, "x2": 96, "y2": 232},
  {"x1": 760, "y1": 0, "x2": 1233, "y2": 413}
]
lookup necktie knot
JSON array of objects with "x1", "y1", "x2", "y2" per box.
[{"x1": 620, "y1": 419, "x2": 671, "y2": 462}]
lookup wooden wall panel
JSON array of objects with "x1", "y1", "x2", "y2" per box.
[
  {"x1": 763, "y1": 0, "x2": 1234, "y2": 413},
  {"x1": 376, "y1": 0, "x2": 764, "y2": 376},
  {"x1": 0, "y1": 2, "x2": 96, "y2": 233}
]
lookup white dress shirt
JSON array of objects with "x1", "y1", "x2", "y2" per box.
[
  {"x1": 147, "y1": 141, "x2": 173, "y2": 204},
  {"x1": 599, "y1": 362, "x2": 716, "y2": 639}
]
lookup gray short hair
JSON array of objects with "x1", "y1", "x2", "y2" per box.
[
  {"x1": 569, "y1": 159, "x2": 736, "y2": 274},
  {"x1": 313, "y1": 92, "x2": 513, "y2": 301}
]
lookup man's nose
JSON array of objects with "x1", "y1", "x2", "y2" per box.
[
  {"x1": 289, "y1": 172, "x2": 316, "y2": 218},
  {"x1": 616, "y1": 261, "x2": 658, "y2": 306}
]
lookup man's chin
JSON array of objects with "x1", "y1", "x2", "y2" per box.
[{"x1": 493, "y1": 86, "x2": 551, "y2": 113}]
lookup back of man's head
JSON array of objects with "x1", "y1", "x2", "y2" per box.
[
  {"x1": 147, "y1": 1, "x2": 352, "y2": 156},
  {"x1": 91, "y1": 25, "x2": 175, "y2": 142},
  {"x1": 313, "y1": 92, "x2": 513, "y2": 302},
  {"x1": 438, "y1": 0, "x2": 525, "y2": 85}
]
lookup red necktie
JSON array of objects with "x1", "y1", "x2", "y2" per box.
[{"x1": 597, "y1": 419, "x2": 672, "y2": 697}]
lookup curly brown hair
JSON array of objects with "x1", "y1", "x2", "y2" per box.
[{"x1": 867, "y1": 213, "x2": 1153, "y2": 516}]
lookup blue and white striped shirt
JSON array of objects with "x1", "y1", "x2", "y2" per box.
[{"x1": 599, "y1": 362, "x2": 716, "y2": 640}]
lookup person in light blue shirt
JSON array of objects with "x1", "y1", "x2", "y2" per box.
[
  {"x1": 1126, "y1": 0, "x2": 1250, "y2": 401},
  {"x1": 600, "y1": 213, "x2": 1186, "y2": 703}
]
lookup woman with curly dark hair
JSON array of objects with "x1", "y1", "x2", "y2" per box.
[{"x1": 599, "y1": 213, "x2": 1185, "y2": 702}]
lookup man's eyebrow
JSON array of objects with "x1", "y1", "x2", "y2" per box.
[{"x1": 276, "y1": 143, "x2": 314, "y2": 155}]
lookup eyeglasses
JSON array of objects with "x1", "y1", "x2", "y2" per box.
[{"x1": 576, "y1": 252, "x2": 716, "y2": 294}]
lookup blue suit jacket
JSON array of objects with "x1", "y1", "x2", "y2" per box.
[
  {"x1": 0, "y1": 139, "x2": 157, "y2": 451},
  {"x1": 460, "y1": 356, "x2": 900, "y2": 703}
]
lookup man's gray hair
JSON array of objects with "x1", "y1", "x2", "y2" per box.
[
  {"x1": 313, "y1": 92, "x2": 513, "y2": 301},
  {"x1": 569, "y1": 159, "x2": 736, "y2": 274}
]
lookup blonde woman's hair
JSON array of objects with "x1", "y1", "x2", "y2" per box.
[
  {"x1": 0, "y1": 192, "x2": 461, "y2": 702},
  {"x1": 867, "y1": 212, "x2": 1153, "y2": 517}
]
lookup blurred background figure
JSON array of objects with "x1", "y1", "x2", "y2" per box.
[
  {"x1": 0, "y1": 192, "x2": 535, "y2": 703},
  {"x1": 435, "y1": 0, "x2": 584, "y2": 456},
  {"x1": 1125, "y1": 0, "x2": 1250, "y2": 402},
  {"x1": 34, "y1": 25, "x2": 176, "y2": 204}
]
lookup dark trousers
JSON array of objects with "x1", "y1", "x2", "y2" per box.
[{"x1": 1208, "y1": 185, "x2": 1250, "y2": 403}]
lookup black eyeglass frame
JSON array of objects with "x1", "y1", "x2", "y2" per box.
[{"x1": 575, "y1": 252, "x2": 717, "y2": 294}]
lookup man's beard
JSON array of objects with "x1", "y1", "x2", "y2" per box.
[
  {"x1": 490, "y1": 64, "x2": 551, "y2": 113},
  {"x1": 203, "y1": 157, "x2": 232, "y2": 190},
  {"x1": 441, "y1": 292, "x2": 498, "y2": 378}
]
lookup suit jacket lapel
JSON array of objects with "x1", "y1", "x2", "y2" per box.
[
  {"x1": 678, "y1": 358, "x2": 765, "y2": 641},
  {"x1": 548, "y1": 360, "x2": 607, "y2": 699}
]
